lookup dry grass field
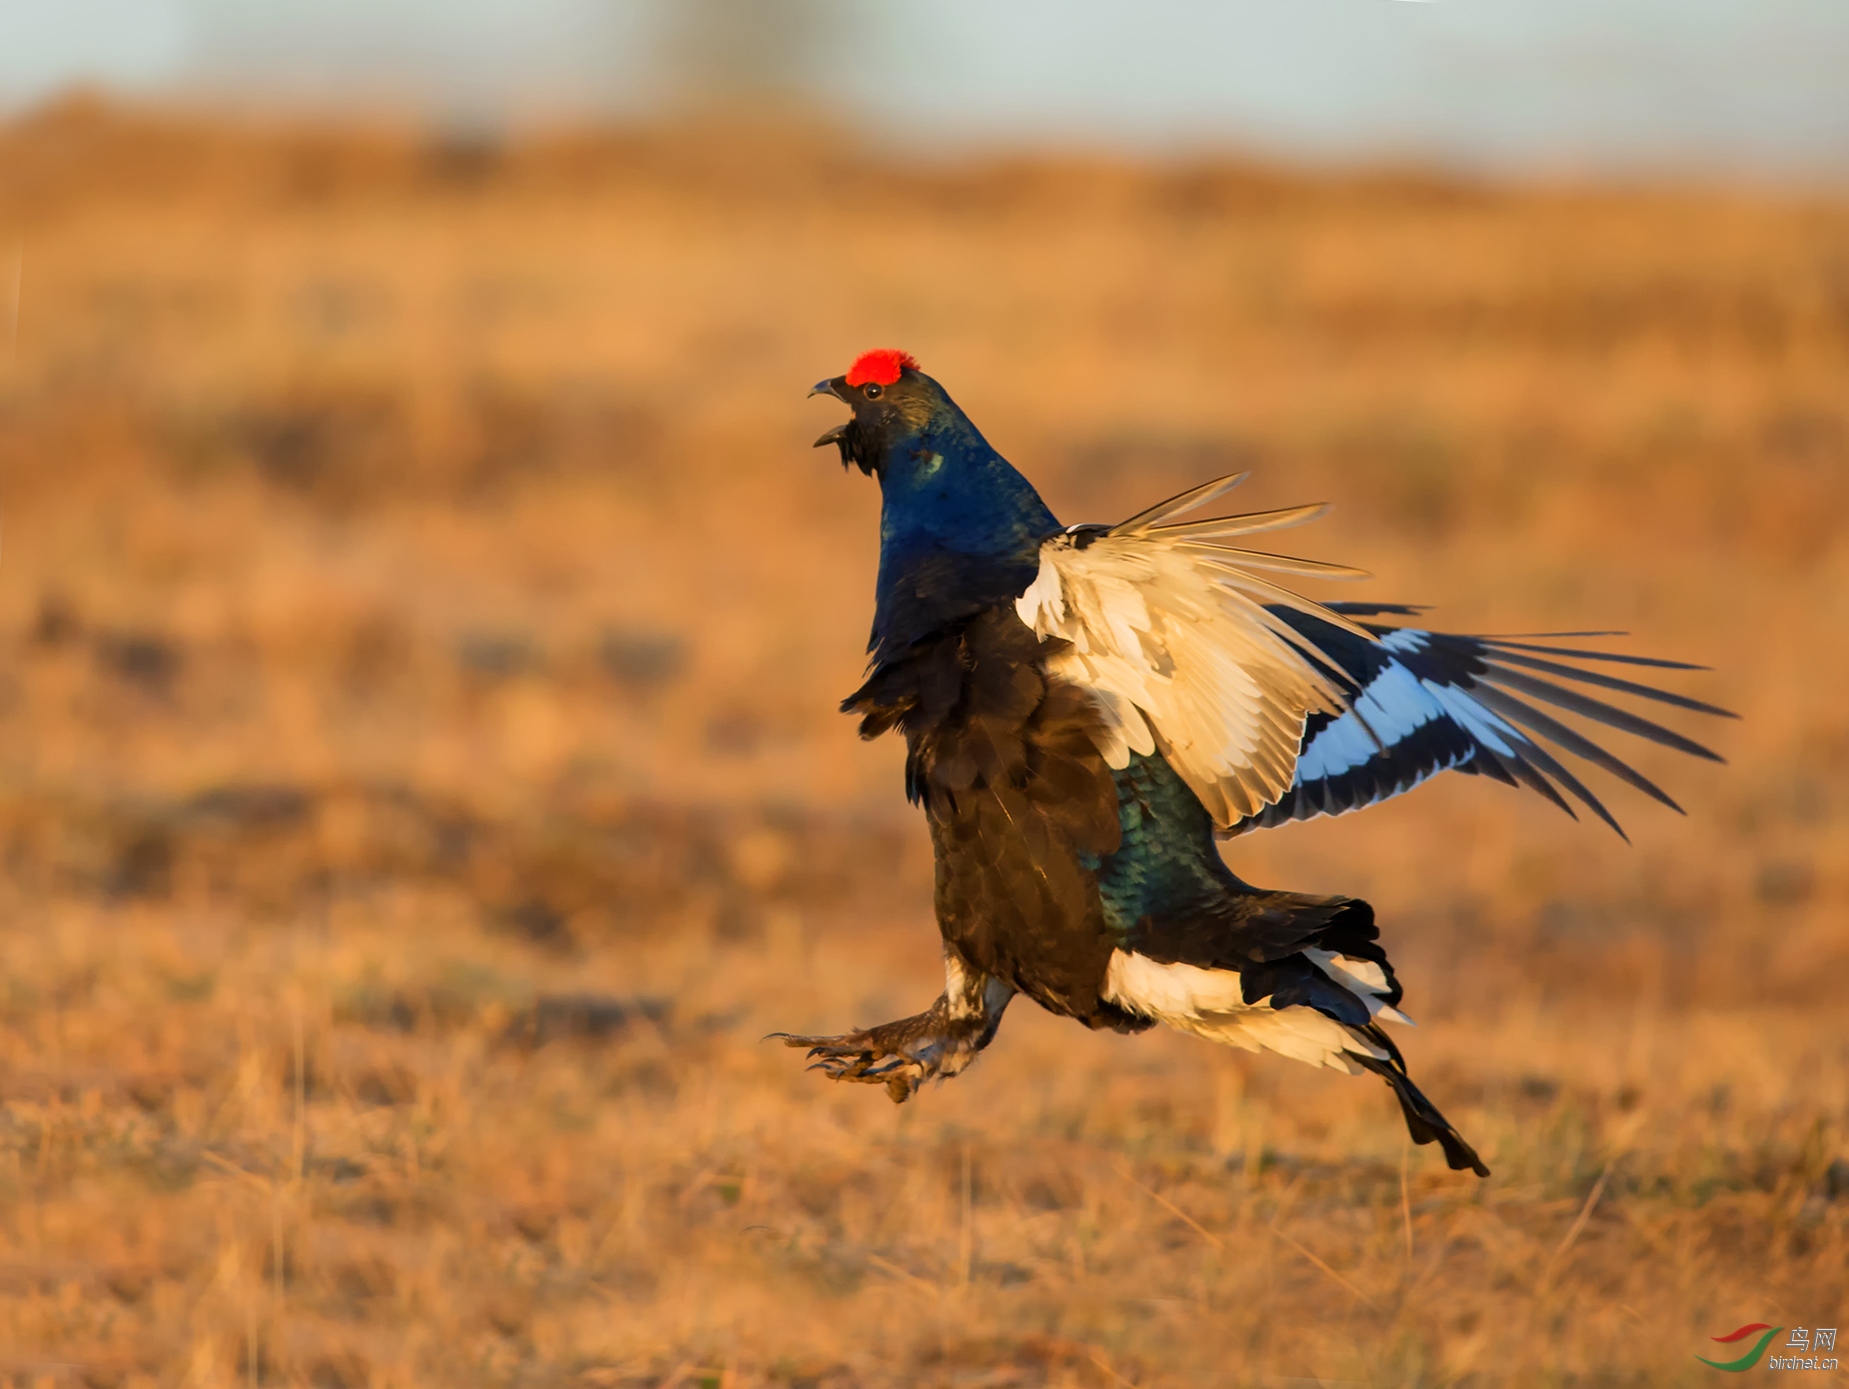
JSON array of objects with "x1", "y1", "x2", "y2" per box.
[{"x1": 0, "y1": 100, "x2": 1846, "y2": 1387}]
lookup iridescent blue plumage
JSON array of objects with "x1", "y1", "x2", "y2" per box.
[{"x1": 864, "y1": 382, "x2": 1059, "y2": 662}]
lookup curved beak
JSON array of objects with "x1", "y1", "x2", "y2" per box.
[{"x1": 810, "y1": 376, "x2": 848, "y2": 447}]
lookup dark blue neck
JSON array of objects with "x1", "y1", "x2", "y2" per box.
[{"x1": 868, "y1": 407, "x2": 1060, "y2": 663}]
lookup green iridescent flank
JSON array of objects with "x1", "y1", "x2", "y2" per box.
[{"x1": 1087, "y1": 752, "x2": 1241, "y2": 944}]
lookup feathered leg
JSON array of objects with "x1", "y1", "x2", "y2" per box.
[{"x1": 772, "y1": 950, "x2": 1014, "y2": 1103}]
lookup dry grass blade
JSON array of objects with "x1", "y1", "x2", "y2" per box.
[
  {"x1": 864, "y1": 1253, "x2": 940, "y2": 1298},
  {"x1": 1116, "y1": 1161, "x2": 1378, "y2": 1309},
  {"x1": 1088, "y1": 1348, "x2": 1140, "y2": 1388},
  {"x1": 1400, "y1": 1142, "x2": 1414, "y2": 1266},
  {"x1": 1268, "y1": 1222, "x2": 1381, "y2": 1311},
  {"x1": 1113, "y1": 1161, "x2": 1225, "y2": 1251},
  {"x1": 1536, "y1": 1154, "x2": 1623, "y2": 1293},
  {"x1": 197, "y1": 1150, "x2": 273, "y2": 1191}
]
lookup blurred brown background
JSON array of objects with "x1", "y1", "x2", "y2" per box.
[{"x1": 0, "y1": 95, "x2": 1846, "y2": 1386}]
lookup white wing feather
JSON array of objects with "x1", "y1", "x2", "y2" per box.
[{"x1": 1015, "y1": 475, "x2": 1372, "y2": 826}]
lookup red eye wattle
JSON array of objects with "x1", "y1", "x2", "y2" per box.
[{"x1": 844, "y1": 348, "x2": 917, "y2": 388}]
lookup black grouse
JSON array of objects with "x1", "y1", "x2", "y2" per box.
[{"x1": 778, "y1": 349, "x2": 1731, "y2": 1177}]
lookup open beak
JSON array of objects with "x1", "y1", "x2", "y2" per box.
[{"x1": 810, "y1": 376, "x2": 848, "y2": 447}]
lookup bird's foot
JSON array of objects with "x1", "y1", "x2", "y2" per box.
[{"x1": 770, "y1": 1006, "x2": 980, "y2": 1104}]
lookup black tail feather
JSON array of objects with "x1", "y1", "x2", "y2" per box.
[{"x1": 1350, "y1": 1041, "x2": 1489, "y2": 1178}]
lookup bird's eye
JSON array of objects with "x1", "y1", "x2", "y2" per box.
[{"x1": 862, "y1": 383, "x2": 882, "y2": 399}]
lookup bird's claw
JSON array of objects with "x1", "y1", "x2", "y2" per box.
[{"x1": 769, "y1": 1031, "x2": 927, "y2": 1103}]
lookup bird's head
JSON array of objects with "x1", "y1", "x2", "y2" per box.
[
  {"x1": 809, "y1": 348, "x2": 944, "y2": 477},
  {"x1": 808, "y1": 349, "x2": 1060, "y2": 653}
]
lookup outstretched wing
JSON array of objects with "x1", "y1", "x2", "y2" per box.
[
  {"x1": 1014, "y1": 473, "x2": 1371, "y2": 827},
  {"x1": 1232, "y1": 602, "x2": 1735, "y2": 839}
]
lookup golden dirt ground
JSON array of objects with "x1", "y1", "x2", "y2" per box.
[{"x1": 0, "y1": 101, "x2": 1846, "y2": 1387}]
